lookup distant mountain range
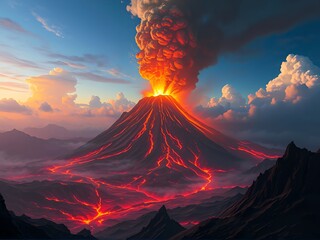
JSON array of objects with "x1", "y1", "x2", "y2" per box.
[
  {"x1": 23, "y1": 124, "x2": 101, "y2": 140},
  {"x1": 0, "y1": 193, "x2": 96, "y2": 239},
  {"x1": 173, "y1": 142, "x2": 320, "y2": 239},
  {"x1": 0, "y1": 129, "x2": 86, "y2": 160}
]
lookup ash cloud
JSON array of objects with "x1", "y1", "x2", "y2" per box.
[{"x1": 128, "y1": 0, "x2": 320, "y2": 94}]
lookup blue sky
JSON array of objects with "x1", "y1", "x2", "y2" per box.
[
  {"x1": 1, "y1": 0, "x2": 320, "y2": 103},
  {"x1": 0, "y1": 0, "x2": 143, "y2": 102},
  {"x1": 198, "y1": 18, "x2": 320, "y2": 98},
  {"x1": 1, "y1": 0, "x2": 320, "y2": 149}
]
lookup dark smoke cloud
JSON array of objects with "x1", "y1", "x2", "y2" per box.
[{"x1": 128, "y1": 0, "x2": 320, "y2": 94}]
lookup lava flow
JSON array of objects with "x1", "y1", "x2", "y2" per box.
[
  {"x1": 40, "y1": 95, "x2": 255, "y2": 230},
  {"x1": 49, "y1": 95, "x2": 242, "y2": 196}
]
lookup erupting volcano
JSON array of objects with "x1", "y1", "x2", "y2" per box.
[
  {"x1": 21, "y1": 2, "x2": 281, "y2": 230},
  {"x1": 49, "y1": 95, "x2": 277, "y2": 198},
  {"x1": 53, "y1": 96, "x2": 233, "y2": 196},
  {"x1": 27, "y1": 93, "x2": 280, "y2": 231}
]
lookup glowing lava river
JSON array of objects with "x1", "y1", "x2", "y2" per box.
[{"x1": 0, "y1": 95, "x2": 281, "y2": 232}]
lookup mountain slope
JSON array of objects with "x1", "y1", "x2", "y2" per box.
[
  {"x1": 173, "y1": 142, "x2": 320, "y2": 239},
  {"x1": 0, "y1": 193, "x2": 20, "y2": 239},
  {"x1": 128, "y1": 205, "x2": 185, "y2": 240},
  {"x1": 55, "y1": 95, "x2": 265, "y2": 197},
  {"x1": 0, "y1": 193, "x2": 96, "y2": 239}
]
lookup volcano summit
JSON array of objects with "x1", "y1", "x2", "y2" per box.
[{"x1": 49, "y1": 95, "x2": 275, "y2": 197}]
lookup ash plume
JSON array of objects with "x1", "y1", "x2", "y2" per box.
[{"x1": 127, "y1": 0, "x2": 320, "y2": 95}]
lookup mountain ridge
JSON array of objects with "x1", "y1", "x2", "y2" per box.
[
  {"x1": 128, "y1": 205, "x2": 185, "y2": 240},
  {"x1": 173, "y1": 142, "x2": 320, "y2": 239}
]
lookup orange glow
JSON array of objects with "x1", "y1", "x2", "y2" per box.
[
  {"x1": 40, "y1": 96, "x2": 219, "y2": 229},
  {"x1": 236, "y1": 146, "x2": 281, "y2": 160},
  {"x1": 135, "y1": 4, "x2": 199, "y2": 100},
  {"x1": 18, "y1": 95, "x2": 281, "y2": 231}
]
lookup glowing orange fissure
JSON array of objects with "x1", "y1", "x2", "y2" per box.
[
  {"x1": 43, "y1": 96, "x2": 214, "y2": 229},
  {"x1": 230, "y1": 141, "x2": 281, "y2": 160},
  {"x1": 44, "y1": 189, "x2": 111, "y2": 225}
]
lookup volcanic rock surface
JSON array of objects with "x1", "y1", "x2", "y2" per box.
[
  {"x1": 128, "y1": 205, "x2": 185, "y2": 240},
  {"x1": 0, "y1": 193, "x2": 95, "y2": 239},
  {"x1": 55, "y1": 95, "x2": 269, "y2": 197},
  {"x1": 0, "y1": 95, "x2": 281, "y2": 232},
  {"x1": 173, "y1": 142, "x2": 320, "y2": 239}
]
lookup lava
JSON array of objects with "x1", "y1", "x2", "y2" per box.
[
  {"x1": 39, "y1": 96, "x2": 222, "y2": 229},
  {"x1": 231, "y1": 141, "x2": 282, "y2": 160},
  {"x1": 6, "y1": 95, "x2": 280, "y2": 232},
  {"x1": 40, "y1": 188, "x2": 112, "y2": 226}
]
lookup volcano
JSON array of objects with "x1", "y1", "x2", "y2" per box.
[{"x1": 49, "y1": 95, "x2": 279, "y2": 197}]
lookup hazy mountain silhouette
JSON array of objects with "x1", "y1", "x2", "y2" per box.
[
  {"x1": 24, "y1": 124, "x2": 100, "y2": 140},
  {"x1": 0, "y1": 129, "x2": 85, "y2": 160}
]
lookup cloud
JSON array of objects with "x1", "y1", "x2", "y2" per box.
[
  {"x1": 75, "y1": 72, "x2": 131, "y2": 84},
  {"x1": 26, "y1": 68, "x2": 132, "y2": 114},
  {"x1": 127, "y1": 0, "x2": 320, "y2": 94},
  {"x1": 82, "y1": 92, "x2": 135, "y2": 117},
  {"x1": 26, "y1": 68, "x2": 77, "y2": 110},
  {"x1": 0, "y1": 67, "x2": 137, "y2": 131},
  {"x1": 0, "y1": 98, "x2": 32, "y2": 114},
  {"x1": 249, "y1": 54, "x2": 320, "y2": 105},
  {"x1": 47, "y1": 60, "x2": 86, "y2": 69},
  {"x1": 32, "y1": 12, "x2": 63, "y2": 38},
  {"x1": 207, "y1": 84, "x2": 246, "y2": 108},
  {"x1": 46, "y1": 52, "x2": 107, "y2": 67},
  {"x1": 39, "y1": 102, "x2": 53, "y2": 112},
  {"x1": 0, "y1": 51, "x2": 40, "y2": 69},
  {"x1": 0, "y1": 18, "x2": 32, "y2": 36},
  {"x1": 89, "y1": 96, "x2": 102, "y2": 108},
  {"x1": 0, "y1": 81, "x2": 28, "y2": 92},
  {"x1": 107, "y1": 92, "x2": 136, "y2": 113},
  {"x1": 104, "y1": 68, "x2": 138, "y2": 82},
  {"x1": 196, "y1": 54, "x2": 320, "y2": 150}
]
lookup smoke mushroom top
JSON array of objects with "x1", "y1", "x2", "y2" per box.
[{"x1": 127, "y1": 0, "x2": 320, "y2": 99}]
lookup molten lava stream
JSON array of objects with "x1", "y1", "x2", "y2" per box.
[
  {"x1": 144, "y1": 96, "x2": 213, "y2": 194},
  {"x1": 44, "y1": 188, "x2": 111, "y2": 225},
  {"x1": 40, "y1": 95, "x2": 223, "y2": 230},
  {"x1": 230, "y1": 143, "x2": 281, "y2": 160}
]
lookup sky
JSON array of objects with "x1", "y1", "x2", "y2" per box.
[{"x1": 0, "y1": 0, "x2": 320, "y2": 149}]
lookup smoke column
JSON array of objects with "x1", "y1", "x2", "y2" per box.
[
  {"x1": 130, "y1": 2, "x2": 198, "y2": 96},
  {"x1": 128, "y1": 0, "x2": 320, "y2": 97}
]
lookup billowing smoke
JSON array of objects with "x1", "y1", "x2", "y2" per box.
[
  {"x1": 131, "y1": 2, "x2": 198, "y2": 96},
  {"x1": 128, "y1": 0, "x2": 320, "y2": 96}
]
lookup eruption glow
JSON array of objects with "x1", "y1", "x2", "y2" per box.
[
  {"x1": 0, "y1": 1, "x2": 289, "y2": 233},
  {"x1": 134, "y1": 2, "x2": 198, "y2": 97}
]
